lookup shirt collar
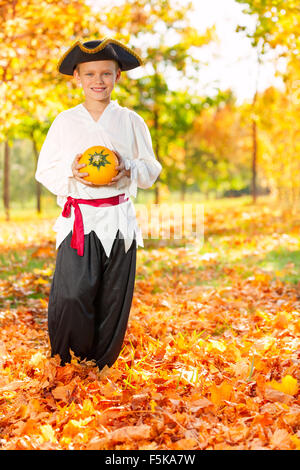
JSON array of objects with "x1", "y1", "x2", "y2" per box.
[{"x1": 79, "y1": 99, "x2": 118, "y2": 125}]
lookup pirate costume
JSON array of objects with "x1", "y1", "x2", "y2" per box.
[{"x1": 35, "y1": 38, "x2": 162, "y2": 369}]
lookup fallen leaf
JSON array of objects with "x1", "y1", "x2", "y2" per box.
[
  {"x1": 87, "y1": 424, "x2": 152, "y2": 449},
  {"x1": 267, "y1": 375, "x2": 298, "y2": 396},
  {"x1": 264, "y1": 387, "x2": 294, "y2": 404}
]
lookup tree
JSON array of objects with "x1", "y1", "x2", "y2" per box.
[
  {"x1": 0, "y1": 0, "x2": 105, "y2": 217},
  {"x1": 235, "y1": 0, "x2": 300, "y2": 207}
]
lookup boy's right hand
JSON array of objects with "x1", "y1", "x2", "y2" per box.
[{"x1": 71, "y1": 154, "x2": 97, "y2": 187}]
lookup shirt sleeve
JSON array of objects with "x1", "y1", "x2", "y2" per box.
[
  {"x1": 123, "y1": 112, "x2": 162, "y2": 198},
  {"x1": 35, "y1": 113, "x2": 73, "y2": 196}
]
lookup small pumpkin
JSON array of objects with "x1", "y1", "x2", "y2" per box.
[{"x1": 78, "y1": 145, "x2": 119, "y2": 185}]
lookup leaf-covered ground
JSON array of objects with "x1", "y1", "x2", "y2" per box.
[{"x1": 0, "y1": 197, "x2": 300, "y2": 450}]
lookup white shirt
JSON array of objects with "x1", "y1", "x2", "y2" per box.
[{"x1": 35, "y1": 99, "x2": 162, "y2": 257}]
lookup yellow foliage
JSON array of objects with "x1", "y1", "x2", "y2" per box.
[
  {"x1": 267, "y1": 375, "x2": 298, "y2": 396},
  {"x1": 39, "y1": 424, "x2": 57, "y2": 444}
]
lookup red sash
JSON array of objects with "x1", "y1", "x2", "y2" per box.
[{"x1": 62, "y1": 194, "x2": 129, "y2": 256}]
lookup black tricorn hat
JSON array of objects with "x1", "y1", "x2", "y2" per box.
[{"x1": 57, "y1": 37, "x2": 144, "y2": 76}]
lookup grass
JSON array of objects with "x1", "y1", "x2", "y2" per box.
[
  {"x1": 202, "y1": 246, "x2": 300, "y2": 286},
  {"x1": 0, "y1": 248, "x2": 54, "y2": 280},
  {"x1": 255, "y1": 248, "x2": 300, "y2": 285}
]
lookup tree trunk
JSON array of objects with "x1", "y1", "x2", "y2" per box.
[
  {"x1": 251, "y1": 40, "x2": 262, "y2": 205},
  {"x1": 180, "y1": 180, "x2": 186, "y2": 201},
  {"x1": 32, "y1": 137, "x2": 41, "y2": 213},
  {"x1": 153, "y1": 105, "x2": 161, "y2": 205},
  {"x1": 252, "y1": 117, "x2": 257, "y2": 204},
  {"x1": 3, "y1": 140, "x2": 10, "y2": 221},
  {"x1": 181, "y1": 139, "x2": 189, "y2": 201}
]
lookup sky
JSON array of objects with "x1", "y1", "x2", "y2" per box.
[{"x1": 86, "y1": 0, "x2": 286, "y2": 104}]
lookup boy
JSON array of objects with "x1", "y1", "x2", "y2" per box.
[{"x1": 35, "y1": 38, "x2": 162, "y2": 370}]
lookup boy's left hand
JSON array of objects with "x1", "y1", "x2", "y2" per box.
[{"x1": 107, "y1": 150, "x2": 130, "y2": 186}]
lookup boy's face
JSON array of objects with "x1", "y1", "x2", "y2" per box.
[{"x1": 73, "y1": 60, "x2": 121, "y2": 104}]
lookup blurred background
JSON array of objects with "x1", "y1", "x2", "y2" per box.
[{"x1": 1, "y1": 0, "x2": 300, "y2": 220}]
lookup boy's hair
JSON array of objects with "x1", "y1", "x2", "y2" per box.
[{"x1": 74, "y1": 60, "x2": 120, "y2": 74}]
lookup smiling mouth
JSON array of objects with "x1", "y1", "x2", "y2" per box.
[{"x1": 92, "y1": 88, "x2": 106, "y2": 92}]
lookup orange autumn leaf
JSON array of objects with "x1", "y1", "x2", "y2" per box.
[
  {"x1": 51, "y1": 380, "x2": 78, "y2": 402},
  {"x1": 31, "y1": 245, "x2": 54, "y2": 258},
  {"x1": 189, "y1": 397, "x2": 214, "y2": 413},
  {"x1": 29, "y1": 352, "x2": 47, "y2": 369},
  {"x1": 209, "y1": 381, "x2": 233, "y2": 407},
  {"x1": 62, "y1": 417, "x2": 94, "y2": 438},
  {"x1": 87, "y1": 424, "x2": 152, "y2": 450},
  {"x1": 264, "y1": 387, "x2": 294, "y2": 405},
  {"x1": 270, "y1": 429, "x2": 292, "y2": 450},
  {"x1": 173, "y1": 437, "x2": 198, "y2": 449},
  {"x1": 273, "y1": 313, "x2": 289, "y2": 329}
]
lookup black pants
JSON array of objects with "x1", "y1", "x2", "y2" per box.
[{"x1": 48, "y1": 229, "x2": 136, "y2": 370}]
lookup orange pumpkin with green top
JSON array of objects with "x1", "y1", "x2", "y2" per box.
[{"x1": 78, "y1": 145, "x2": 119, "y2": 185}]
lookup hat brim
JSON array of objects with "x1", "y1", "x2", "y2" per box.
[{"x1": 57, "y1": 37, "x2": 144, "y2": 76}]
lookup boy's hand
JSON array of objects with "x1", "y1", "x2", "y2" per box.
[
  {"x1": 71, "y1": 151, "x2": 130, "y2": 187},
  {"x1": 107, "y1": 150, "x2": 131, "y2": 186},
  {"x1": 71, "y1": 154, "x2": 99, "y2": 187}
]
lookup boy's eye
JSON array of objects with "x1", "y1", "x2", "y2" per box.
[{"x1": 86, "y1": 72, "x2": 111, "y2": 75}]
